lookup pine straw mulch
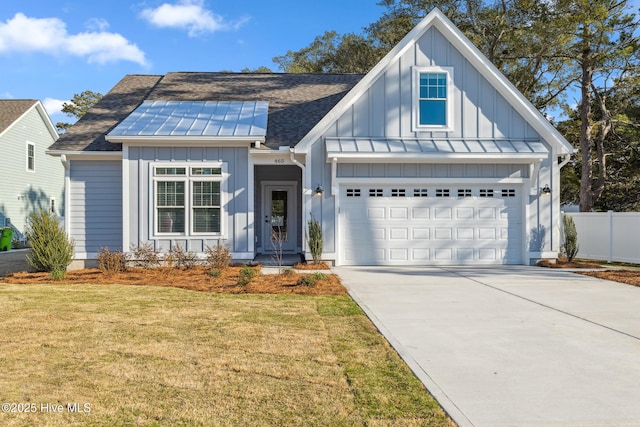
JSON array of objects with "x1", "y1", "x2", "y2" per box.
[
  {"x1": 293, "y1": 262, "x2": 331, "y2": 270},
  {"x1": 1, "y1": 265, "x2": 347, "y2": 295},
  {"x1": 538, "y1": 258, "x2": 603, "y2": 269},
  {"x1": 537, "y1": 257, "x2": 640, "y2": 288},
  {"x1": 580, "y1": 270, "x2": 640, "y2": 287}
]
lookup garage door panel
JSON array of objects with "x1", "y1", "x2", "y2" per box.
[
  {"x1": 479, "y1": 248, "x2": 497, "y2": 260},
  {"x1": 390, "y1": 228, "x2": 408, "y2": 239},
  {"x1": 412, "y1": 208, "x2": 430, "y2": 219},
  {"x1": 390, "y1": 208, "x2": 408, "y2": 219},
  {"x1": 435, "y1": 248, "x2": 453, "y2": 260},
  {"x1": 478, "y1": 208, "x2": 496, "y2": 219},
  {"x1": 340, "y1": 185, "x2": 522, "y2": 265},
  {"x1": 412, "y1": 248, "x2": 430, "y2": 260},
  {"x1": 434, "y1": 207, "x2": 452, "y2": 219},
  {"x1": 457, "y1": 248, "x2": 474, "y2": 261},
  {"x1": 368, "y1": 207, "x2": 385, "y2": 219},
  {"x1": 456, "y1": 207, "x2": 474, "y2": 219},
  {"x1": 434, "y1": 228, "x2": 453, "y2": 240},
  {"x1": 457, "y1": 228, "x2": 474, "y2": 239},
  {"x1": 478, "y1": 228, "x2": 496, "y2": 240},
  {"x1": 390, "y1": 249, "x2": 408, "y2": 261}
]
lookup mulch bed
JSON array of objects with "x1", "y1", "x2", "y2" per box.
[
  {"x1": 538, "y1": 258, "x2": 602, "y2": 269},
  {"x1": 2, "y1": 266, "x2": 347, "y2": 295},
  {"x1": 293, "y1": 262, "x2": 331, "y2": 270},
  {"x1": 580, "y1": 270, "x2": 640, "y2": 287}
]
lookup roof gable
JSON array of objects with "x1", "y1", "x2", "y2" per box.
[
  {"x1": 0, "y1": 100, "x2": 58, "y2": 141},
  {"x1": 294, "y1": 8, "x2": 573, "y2": 155}
]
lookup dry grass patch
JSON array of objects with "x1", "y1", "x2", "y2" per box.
[{"x1": 0, "y1": 284, "x2": 452, "y2": 426}]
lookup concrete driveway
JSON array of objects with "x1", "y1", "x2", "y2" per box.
[{"x1": 334, "y1": 266, "x2": 640, "y2": 427}]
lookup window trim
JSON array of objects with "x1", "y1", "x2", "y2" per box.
[
  {"x1": 26, "y1": 141, "x2": 35, "y2": 172},
  {"x1": 151, "y1": 162, "x2": 227, "y2": 238},
  {"x1": 412, "y1": 66, "x2": 454, "y2": 132}
]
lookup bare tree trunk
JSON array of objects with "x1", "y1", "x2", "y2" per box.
[{"x1": 579, "y1": 47, "x2": 594, "y2": 212}]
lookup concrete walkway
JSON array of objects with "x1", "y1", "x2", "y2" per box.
[{"x1": 335, "y1": 266, "x2": 640, "y2": 427}]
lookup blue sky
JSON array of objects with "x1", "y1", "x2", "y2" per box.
[
  {"x1": 2, "y1": 1, "x2": 640, "y2": 125},
  {"x1": 0, "y1": 0, "x2": 385, "y2": 124}
]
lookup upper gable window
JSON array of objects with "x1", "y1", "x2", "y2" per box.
[{"x1": 412, "y1": 67, "x2": 454, "y2": 131}]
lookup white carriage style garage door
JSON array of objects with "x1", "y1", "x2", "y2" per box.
[{"x1": 339, "y1": 185, "x2": 523, "y2": 265}]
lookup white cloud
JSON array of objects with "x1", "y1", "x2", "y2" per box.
[
  {"x1": 85, "y1": 17, "x2": 110, "y2": 32},
  {"x1": 1, "y1": 92, "x2": 15, "y2": 99},
  {"x1": 140, "y1": 0, "x2": 247, "y2": 37},
  {"x1": 0, "y1": 13, "x2": 146, "y2": 65},
  {"x1": 42, "y1": 97, "x2": 65, "y2": 115}
]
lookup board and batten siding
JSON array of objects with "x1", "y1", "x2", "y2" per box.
[
  {"x1": 69, "y1": 160, "x2": 122, "y2": 254},
  {"x1": 307, "y1": 25, "x2": 557, "y2": 260},
  {"x1": 331, "y1": 26, "x2": 545, "y2": 141},
  {"x1": 126, "y1": 146, "x2": 250, "y2": 254},
  {"x1": 0, "y1": 106, "x2": 63, "y2": 237},
  {"x1": 337, "y1": 163, "x2": 529, "y2": 179}
]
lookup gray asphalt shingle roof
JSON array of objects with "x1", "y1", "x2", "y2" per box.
[
  {"x1": 0, "y1": 99, "x2": 37, "y2": 135},
  {"x1": 50, "y1": 72, "x2": 364, "y2": 152}
]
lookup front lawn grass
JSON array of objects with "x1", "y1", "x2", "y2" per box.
[{"x1": 0, "y1": 284, "x2": 452, "y2": 426}]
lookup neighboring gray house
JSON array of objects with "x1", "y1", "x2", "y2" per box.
[
  {"x1": 0, "y1": 99, "x2": 63, "y2": 240},
  {"x1": 48, "y1": 9, "x2": 572, "y2": 267}
]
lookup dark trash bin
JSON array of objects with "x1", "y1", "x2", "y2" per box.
[{"x1": 0, "y1": 228, "x2": 14, "y2": 251}]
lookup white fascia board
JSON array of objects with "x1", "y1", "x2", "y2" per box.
[
  {"x1": 34, "y1": 101, "x2": 61, "y2": 141},
  {"x1": 326, "y1": 152, "x2": 548, "y2": 164},
  {"x1": 46, "y1": 150, "x2": 122, "y2": 160},
  {"x1": 106, "y1": 135, "x2": 264, "y2": 144},
  {"x1": 295, "y1": 8, "x2": 573, "y2": 156}
]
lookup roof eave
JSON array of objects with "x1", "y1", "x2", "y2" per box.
[
  {"x1": 105, "y1": 135, "x2": 265, "y2": 144},
  {"x1": 46, "y1": 149, "x2": 123, "y2": 159}
]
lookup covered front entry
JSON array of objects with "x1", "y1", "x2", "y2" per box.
[
  {"x1": 262, "y1": 182, "x2": 297, "y2": 253},
  {"x1": 339, "y1": 184, "x2": 523, "y2": 265},
  {"x1": 254, "y1": 165, "x2": 302, "y2": 255}
]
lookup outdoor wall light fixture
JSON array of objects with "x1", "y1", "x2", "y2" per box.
[
  {"x1": 541, "y1": 184, "x2": 551, "y2": 195},
  {"x1": 315, "y1": 185, "x2": 324, "y2": 196}
]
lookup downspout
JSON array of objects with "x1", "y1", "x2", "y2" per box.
[{"x1": 289, "y1": 148, "x2": 307, "y2": 254}]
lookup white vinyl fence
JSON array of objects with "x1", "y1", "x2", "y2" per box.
[{"x1": 564, "y1": 211, "x2": 640, "y2": 263}]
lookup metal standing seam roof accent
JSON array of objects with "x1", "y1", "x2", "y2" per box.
[
  {"x1": 107, "y1": 100, "x2": 269, "y2": 138},
  {"x1": 325, "y1": 137, "x2": 549, "y2": 157}
]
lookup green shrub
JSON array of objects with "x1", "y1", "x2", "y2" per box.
[
  {"x1": 97, "y1": 247, "x2": 128, "y2": 274},
  {"x1": 562, "y1": 214, "x2": 580, "y2": 262},
  {"x1": 170, "y1": 244, "x2": 200, "y2": 269},
  {"x1": 25, "y1": 210, "x2": 74, "y2": 279},
  {"x1": 209, "y1": 269, "x2": 221, "y2": 278},
  {"x1": 237, "y1": 265, "x2": 257, "y2": 286},
  {"x1": 130, "y1": 242, "x2": 161, "y2": 269},
  {"x1": 297, "y1": 272, "x2": 328, "y2": 287},
  {"x1": 306, "y1": 214, "x2": 323, "y2": 264},
  {"x1": 205, "y1": 244, "x2": 232, "y2": 271},
  {"x1": 281, "y1": 268, "x2": 295, "y2": 277}
]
